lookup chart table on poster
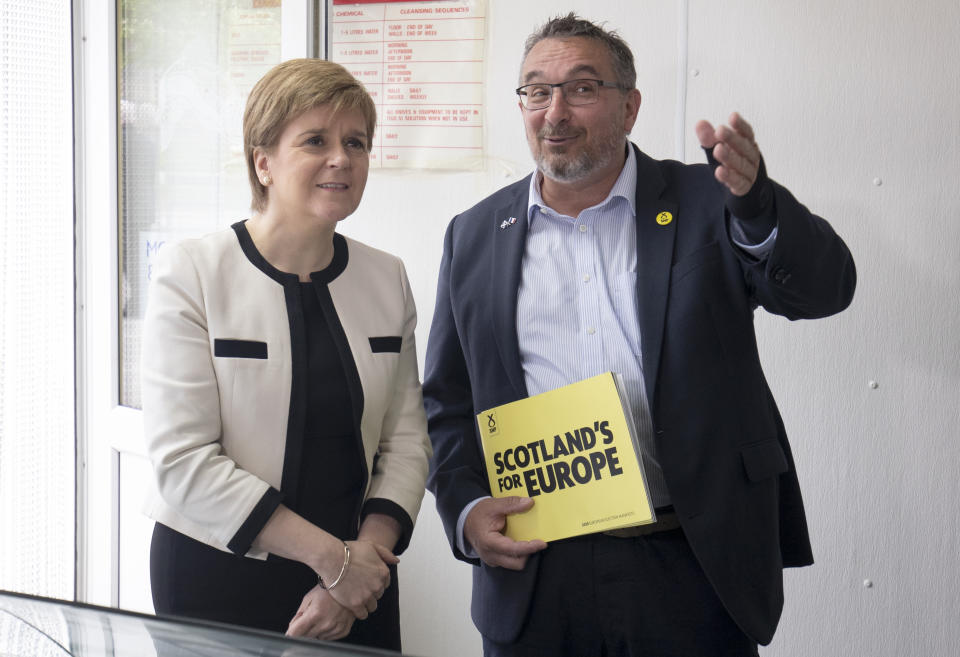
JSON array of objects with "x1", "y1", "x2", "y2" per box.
[
  {"x1": 226, "y1": 4, "x2": 281, "y2": 91},
  {"x1": 331, "y1": 0, "x2": 486, "y2": 169}
]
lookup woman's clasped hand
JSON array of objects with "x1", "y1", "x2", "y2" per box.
[{"x1": 288, "y1": 539, "x2": 399, "y2": 639}]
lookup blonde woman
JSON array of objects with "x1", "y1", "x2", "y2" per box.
[{"x1": 142, "y1": 59, "x2": 430, "y2": 651}]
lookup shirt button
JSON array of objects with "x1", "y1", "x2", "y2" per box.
[
  {"x1": 586, "y1": 327, "x2": 596, "y2": 335},
  {"x1": 578, "y1": 224, "x2": 588, "y2": 233},
  {"x1": 582, "y1": 274, "x2": 591, "y2": 283}
]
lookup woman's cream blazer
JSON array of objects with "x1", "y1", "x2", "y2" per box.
[{"x1": 141, "y1": 223, "x2": 431, "y2": 559}]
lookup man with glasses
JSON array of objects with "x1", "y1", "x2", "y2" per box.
[{"x1": 424, "y1": 13, "x2": 855, "y2": 657}]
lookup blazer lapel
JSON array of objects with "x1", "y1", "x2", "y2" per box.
[
  {"x1": 633, "y1": 147, "x2": 676, "y2": 410},
  {"x1": 490, "y1": 184, "x2": 531, "y2": 400}
]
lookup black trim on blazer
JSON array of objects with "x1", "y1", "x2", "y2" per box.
[
  {"x1": 369, "y1": 336, "x2": 402, "y2": 353},
  {"x1": 229, "y1": 224, "x2": 415, "y2": 545},
  {"x1": 310, "y1": 265, "x2": 370, "y2": 535},
  {"x1": 214, "y1": 338, "x2": 268, "y2": 359},
  {"x1": 226, "y1": 486, "x2": 283, "y2": 554},
  {"x1": 279, "y1": 279, "x2": 309, "y2": 510},
  {"x1": 311, "y1": 233, "x2": 349, "y2": 284},
  {"x1": 362, "y1": 498, "x2": 414, "y2": 554},
  {"x1": 231, "y1": 220, "x2": 348, "y2": 285},
  {"x1": 228, "y1": 221, "x2": 351, "y2": 521}
]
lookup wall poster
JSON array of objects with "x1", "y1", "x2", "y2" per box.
[{"x1": 329, "y1": 0, "x2": 487, "y2": 169}]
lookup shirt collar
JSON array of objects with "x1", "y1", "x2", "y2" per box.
[{"x1": 526, "y1": 142, "x2": 638, "y2": 222}]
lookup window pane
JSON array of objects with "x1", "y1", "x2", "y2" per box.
[
  {"x1": 0, "y1": 0, "x2": 75, "y2": 598},
  {"x1": 118, "y1": 0, "x2": 281, "y2": 408}
]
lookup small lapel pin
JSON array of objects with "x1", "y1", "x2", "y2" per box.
[
  {"x1": 655, "y1": 211, "x2": 673, "y2": 226},
  {"x1": 499, "y1": 217, "x2": 518, "y2": 230}
]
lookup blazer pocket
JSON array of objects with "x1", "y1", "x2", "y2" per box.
[
  {"x1": 214, "y1": 338, "x2": 268, "y2": 359},
  {"x1": 740, "y1": 438, "x2": 788, "y2": 482},
  {"x1": 369, "y1": 336, "x2": 402, "y2": 353}
]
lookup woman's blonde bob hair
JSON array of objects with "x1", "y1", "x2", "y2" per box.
[{"x1": 243, "y1": 58, "x2": 377, "y2": 213}]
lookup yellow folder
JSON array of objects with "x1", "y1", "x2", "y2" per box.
[{"x1": 476, "y1": 372, "x2": 655, "y2": 542}]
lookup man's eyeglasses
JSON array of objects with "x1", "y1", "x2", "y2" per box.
[{"x1": 515, "y1": 78, "x2": 627, "y2": 110}]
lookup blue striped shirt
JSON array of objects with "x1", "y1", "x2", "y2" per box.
[{"x1": 518, "y1": 146, "x2": 672, "y2": 507}]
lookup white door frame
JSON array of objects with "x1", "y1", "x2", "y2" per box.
[{"x1": 74, "y1": 0, "x2": 320, "y2": 608}]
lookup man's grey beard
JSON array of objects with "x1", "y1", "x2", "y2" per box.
[
  {"x1": 536, "y1": 149, "x2": 607, "y2": 183},
  {"x1": 533, "y1": 129, "x2": 625, "y2": 184}
]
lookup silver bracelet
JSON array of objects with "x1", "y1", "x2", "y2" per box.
[{"x1": 318, "y1": 541, "x2": 351, "y2": 591}]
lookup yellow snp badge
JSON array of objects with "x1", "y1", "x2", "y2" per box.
[{"x1": 656, "y1": 211, "x2": 673, "y2": 226}]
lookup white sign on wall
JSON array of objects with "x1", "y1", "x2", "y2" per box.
[{"x1": 330, "y1": 0, "x2": 487, "y2": 170}]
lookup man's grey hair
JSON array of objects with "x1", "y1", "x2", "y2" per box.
[{"x1": 521, "y1": 12, "x2": 637, "y2": 90}]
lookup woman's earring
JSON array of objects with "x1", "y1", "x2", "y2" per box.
[{"x1": 262, "y1": 174, "x2": 272, "y2": 186}]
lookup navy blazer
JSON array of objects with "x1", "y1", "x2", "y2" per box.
[{"x1": 423, "y1": 144, "x2": 856, "y2": 645}]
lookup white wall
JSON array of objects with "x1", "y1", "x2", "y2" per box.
[{"x1": 336, "y1": 1, "x2": 960, "y2": 655}]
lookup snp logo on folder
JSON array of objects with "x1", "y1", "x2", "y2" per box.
[{"x1": 484, "y1": 411, "x2": 500, "y2": 438}]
